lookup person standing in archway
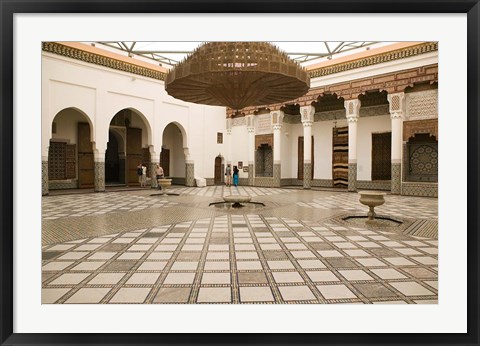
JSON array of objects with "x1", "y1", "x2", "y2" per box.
[
  {"x1": 141, "y1": 163, "x2": 147, "y2": 187},
  {"x1": 225, "y1": 164, "x2": 232, "y2": 187},
  {"x1": 137, "y1": 162, "x2": 147, "y2": 187},
  {"x1": 233, "y1": 165, "x2": 239, "y2": 187},
  {"x1": 137, "y1": 162, "x2": 144, "y2": 187}
]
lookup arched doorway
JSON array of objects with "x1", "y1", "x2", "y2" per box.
[
  {"x1": 105, "y1": 129, "x2": 126, "y2": 184},
  {"x1": 108, "y1": 109, "x2": 150, "y2": 186},
  {"x1": 49, "y1": 108, "x2": 94, "y2": 190},
  {"x1": 162, "y1": 123, "x2": 186, "y2": 184},
  {"x1": 214, "y1": 156, "x2": 223, "y2": 185}
]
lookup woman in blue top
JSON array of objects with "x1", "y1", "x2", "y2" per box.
[{"x1": 233, "y1": 166, "x2": 239, "y2": 186}]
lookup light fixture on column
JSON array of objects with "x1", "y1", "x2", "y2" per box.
[{"x1": 165, "y1": 42, "x2": 310, "y2": 111}]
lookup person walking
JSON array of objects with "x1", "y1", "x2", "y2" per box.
[
  {"x1": 155, "y1": 164, "x2": 164, "y2": 189},
  {"x1": 140, "y1": 163, "x2": 147, "y2": 187},
  {"x1": 137, "y1": 162, "x2": 144, "y2": 187},
  {"x1": 225, "y1": 164, "x2": 232, "y2": 187},
  {"x1": 233, "y1": 165, "x2": 239, "y2": 187}
]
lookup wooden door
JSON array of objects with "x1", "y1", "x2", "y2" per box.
[
  {"x1": 297, "y1": 136, "x2": 314, "y2": 180},
  {"x1": 77, "y1": 122, "x2": 94, "y2": 188},
  {"x1": 332, "y1": 126, "x2": 348, "y2": 188},
  {"x1": 371, "y1": 132, "x2": 391, "y2": 180},
  {"x1": 160, "y1": 148, "x2": 170, "y2": 177},
  {"x1": 126, "y1": 127, "x2": 142, "y2": 185},
  {"x1": 214, "y1": 157, "x2": 222, "y2": 184}
]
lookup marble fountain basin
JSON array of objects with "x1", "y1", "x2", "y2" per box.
[
  {"x1": 223, "y1": 195, "x2": 252, "y2": 208},
  {"x1": 157, "y1": 178, "x2": 172, "y2": 195},
  {"x1": 358, "y1": 191, "x2": 386, "y2": 221}
]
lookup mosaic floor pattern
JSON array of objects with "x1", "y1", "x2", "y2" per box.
[
  {"x1": 42, "y1": 186, "x2": 294, "y2": 220},
  {"x1": 42, "y1": 188, "x2": 438, "y2": 304},
  {"x1": 297, "y1": 193, "x2": 438, "y2": 220}
]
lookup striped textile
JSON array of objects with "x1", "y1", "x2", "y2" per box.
[{"x1": 332, "y1": 126, "x2": 348, "y2": 187}]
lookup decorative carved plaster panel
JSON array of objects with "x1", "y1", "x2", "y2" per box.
[
  {"x1": 232, "y1": 116, "x2": 246, "y2": 127},
  {"x1": 406, "y1": 89, "x2": 438, "y2": 120},
  {"x1": 315, "y1": 110, "x2": 346, "y2": 121},
  {"x1": 284, "y1": 115, "x2": 302, "y2": 124},
  {"x1": 360, "y1": 105, "x2": 390, "y2": 118},
  {"x1": 256, "y1": 113, "x2": 273, "y2": 135}
]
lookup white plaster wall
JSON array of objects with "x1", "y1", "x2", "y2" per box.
[
  {"x1": 162, "y1": 123, "x2": 185, "y2": 177},
  {"x1": 357, "y1": 114, "x2": 391, "y2": 180},
  {"x1": 231, "y1": 125, "x2": 249, "y2": 179},
  {"x1": 42, "y1": 52, "x2": 226, "y2": 179},
  {"x1": 197, "y1": 105, "x2": 227, "y2": 180}
]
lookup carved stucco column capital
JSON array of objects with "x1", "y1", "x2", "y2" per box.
[
  {"x1": 300, "y1": 105, "x2": 315, "y2": 124},
  {"x1": 387, "y1": 92, "x2": 406, "y2": 119},
  {"x1": 270, "y1": 110, "x2": 284, "y2": 127}
]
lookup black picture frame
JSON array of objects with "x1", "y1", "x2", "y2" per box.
[{"x1": 1, "y1": 1, "x2": 479, "y2": 345}]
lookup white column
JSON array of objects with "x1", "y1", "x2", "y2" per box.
[
  {"x1": 344, "y1": 99, "x2": 361, "y2": 191},
  {"x1": 184, "y1": 147, "x2": 195, "y2": 187},
  {"x1": 246, "y1": 114, "x2": 255, "y2": 186},
  {"x1": 387, "y1": 92, "x2": 406, "y2": 194},
  {"x1": 150, "y1": 147, "x2": 159, "y2": 188},
  {"x1": 271, "y1": 110, "x2": 284, "y2": 187},
  {"x1": 93, "y1": 144, "x2": 107, "y2": 192},
  {"x1": 226, "y1": 118, "x2": 232, "y2": 166},
  {"x1": 271, "y1": 111, "x2": 284, "y2": 164},
  {"x1": 300, "y1": 105, "x2": 315, "y2": 189}
]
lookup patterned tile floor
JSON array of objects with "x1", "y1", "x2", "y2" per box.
[
  {"x1": 42, "y1": 186, "x2": 438, "y2": 304},
  {"x1": 297, "y1": 193, "x2": 438, "y2": 220}
]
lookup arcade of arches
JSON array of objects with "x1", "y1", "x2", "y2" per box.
[
  {"x1": 49, "y1": 108, "x2": 189, "y2": 191},
  {"x1": 46, "y1": 93, "x2": 438, "y2": 199},
  {"x1": 43, "y1": 41, "x2": 438, "y2": 199}
]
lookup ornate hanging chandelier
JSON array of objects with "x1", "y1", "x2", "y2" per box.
[{"x1": 165, "y1": 42, "x2": 310, "y2": 111}]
